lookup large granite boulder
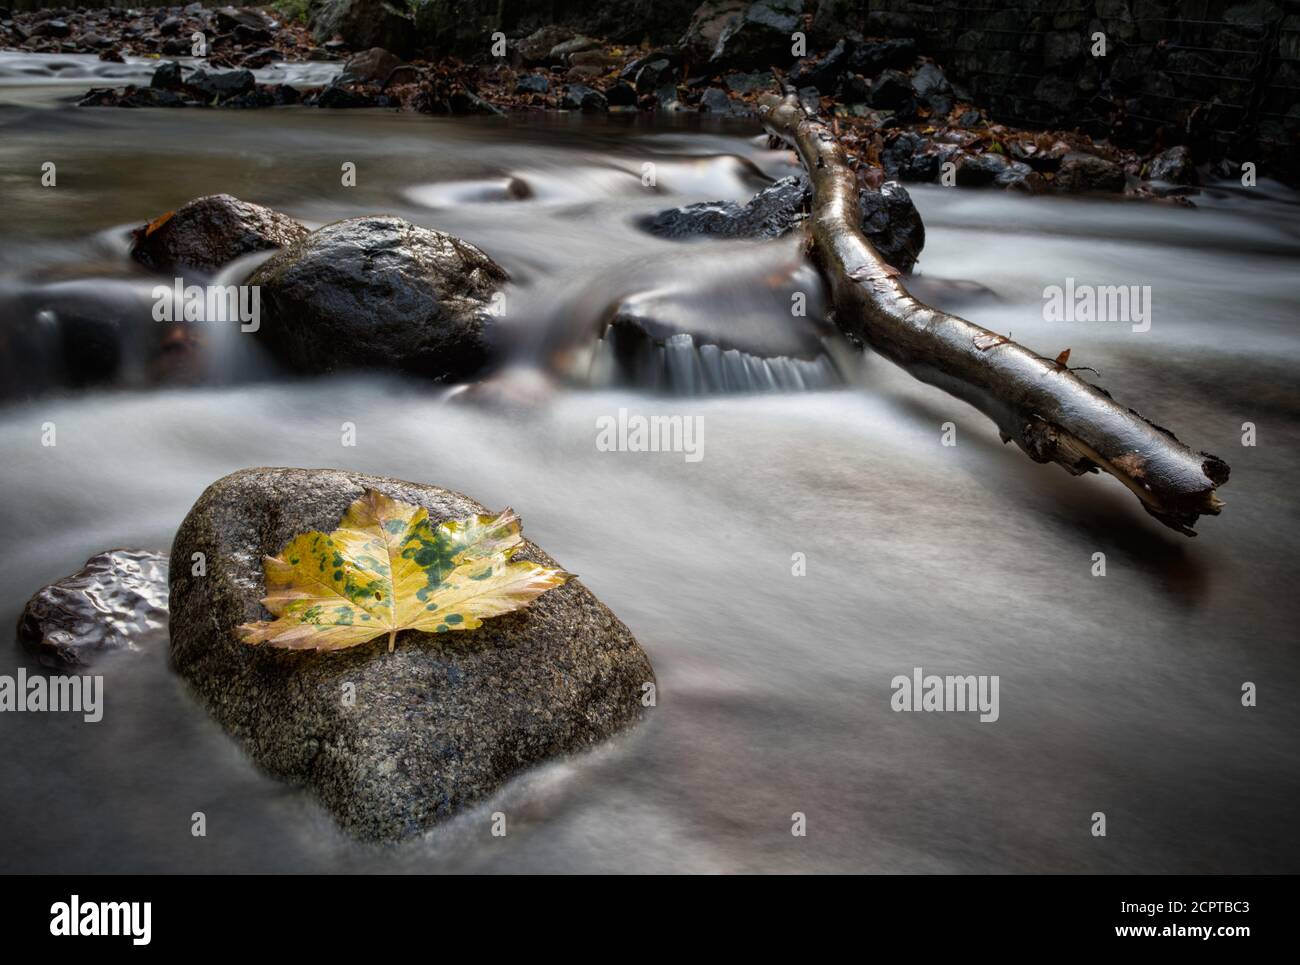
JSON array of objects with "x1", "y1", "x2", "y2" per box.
[{"x1": 168, "y1": 468, "x2": 654, "y2": 840}]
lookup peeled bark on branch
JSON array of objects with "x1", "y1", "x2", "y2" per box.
[{"x1": 759, "y1": 91, "x2": 1228, "y2": 536}]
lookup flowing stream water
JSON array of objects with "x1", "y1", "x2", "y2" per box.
[{"x1": 1, "y1": 54, "x2": 1298, "y2": 872}]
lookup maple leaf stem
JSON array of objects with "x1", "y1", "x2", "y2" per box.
[{"x1": 387, "y1": 628, "x2": 397, "y2": 653}]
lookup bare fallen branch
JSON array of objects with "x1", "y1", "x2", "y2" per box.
[{"x1": 759, "y1": 91, "x2": 1229, "y2": 536}]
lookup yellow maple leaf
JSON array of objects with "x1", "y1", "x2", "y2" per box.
[{"x1": 237, "y1": 489, "x2": 571, "y2": 652}]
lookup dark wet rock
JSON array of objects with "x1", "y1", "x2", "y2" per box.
[
  {"x1": 619, "y1": 48, "x2": 683, "y2": 82},
  {"x1": 341, "y1": 47, "x2": 404, "y2": 85},
  {"x1": 709, "y1": 0, "x2": 803, "y2": 70},
  {"x1": 955, "y1": 151, "x2": 1012, "y2": 186},
  {"x1": 1148, "y1": 144, "x2": 1198, "y2": 184},
  {"x1": 641, "y1": 174, "x2": 809, "y2": 240},
  {"x1": 18, "y1": 550, "x2": 169, "y2": 669},
  {"x1": 722, "y1": 69, "x2": 772, "y2": 94},
  {"x1": 568, "y1": 47, "x2": 621, "y2": 72},
  {"x1": 30, "y1": 18, "x2": 70, "y2": 38},
  {"x1": 858, "y1": 180, "x2": 924, "y2": 274},
  {"x1": 847, "y1": 37, "x2": 916, "y2": 75},
  {"x1": 680, "y1": 0, "x2": 746, "y2": 59},
  {"x1": 561, "y1": 83, "x2": 607, "y2": 112},
  {"x1": 248, "y1": 216, "x2": 508, "y2": 380},
  {"x1": 952, "y1": 151, "x2": 1038, "y2": 190},
  {"x1": 605, "y1": 80, "x2": 637, "y2": 107},
  {"x1": 653, "y1": 83, "x2": 683, "y2": 111},
  {"x1": 310, "y1": 0, "x2": 415, "y2": 58},
  {"x1": 868, "y1": 68, "x2": 916, "y2": 116},
  {"x1": 232, "y1": 22, "x2": 273, "y2": 45},
  {"x1": 130, "y1": 193, "x2": 309, "y2": 275},
  {"x1": 316, "y1": 81, "x2": 379, "y2": 108},
  {"x1": 789, "y1": 37, "x2": 850, "y2": 93},
  {"x1": 151, "y1": 60, "x2": 184, "y2": 91},
  {"x1": 78, "y1": 86, "x2": 120, "y2": 107},
  {"x1": 222, "y1": 87, "x2": 279, "y2": 109},
  {"x1": 911, "y1": 60, "x2": 952, "y2": 114},
  {"x1": 633, "y1": 57, "x2": 675, "y2": 94},
  {"x1": 699, "y1": 86, "x2": 734, "y2": 112},
  {"x1": 264, "y1": 83, "x2": 302, "y2": 106},
  {"x1": 185, "y1": 66, "x2": 255, "y2": 102},
  {"x1": 839, "y1": 73, "x2": 870, "y2": 103},
  {"x1": 550, "y1": 35, "x2": 599, "y2": 64},
  {"x1": 514, "y1": 72, "x2": 549, "y2": 94},
  {"x1": 168, "y1": 467, "x2": 654, "y2": 841},
  {"x1": 214, "y1": 5, "x2": 270, "y2": 33},
  {"x1": 160, "y1": 37, "x2": 190, "y2": 56},
  {"x1": 516, "y1": 25, "x2": 571, "y2": 65},
  {"x1": 881, "y1": 130, "x2": 943, "y2": 181},
  {"x1": 241, "y1": 46, "x2": 284, "y2": 69},
  {"x1": 1055, "y1": 150, "x2": 1126, "y2": 193}
]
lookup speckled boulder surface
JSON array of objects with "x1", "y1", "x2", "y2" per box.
[{"x1": 168, "y1": 467, "x2": 653, "y2": 840}]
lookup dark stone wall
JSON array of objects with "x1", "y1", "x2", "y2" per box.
[{"x1": 859, "y1": 0, "x2": 1297, "y2": 174}]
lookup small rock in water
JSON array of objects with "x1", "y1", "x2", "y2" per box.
[
  {"x1": 18, "y1": 550, "x2": 169, "y2": 668},
  {"x1": 605, "y1": 81, "x2": 637, "y2": 107},
  {"x1": 640, "y1": 174, "x2": 810, "y2": 240},
  {"x1": 561, "y1": 83, "x2": 607, "y2": 112},
  {"x1": 130, "y1": 193, "x2": 309, "y2": 275},
  {"x1": 1147, "y1": 144, "x2": 1198, "y2": 185},
  {"x1": 168, "y1": 468, "x2": 654, "y2": 840},
  {"x1": 184, "y1": 66, "x2": 255, "y2": 102},
  {"x1": 248, "y1": 216, "x2": 509, "y2": 381},
  {"x1": 150, "y1": 60, "x2": 184, "y2": 91}
]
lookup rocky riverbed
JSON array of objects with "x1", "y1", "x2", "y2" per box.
[{"x1": 2, "y1": 1, "x2": 1297, "y2": 871}]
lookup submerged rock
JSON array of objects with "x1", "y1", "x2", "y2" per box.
[
  {"x1": 248, "y1": 216, "x2": 508, "y2": 381},
  {"x1": 640, "y1": 174, "x2": 809, "y2": 240},
  {"x1": 129, "y1": 193, "x2": 309, "y2": 275},
  {"x1": 168, "y1": 467, "x2": 654, "y2": 840},
  {"x1": 18, "y1": 550, "x2": 169, "y2": 668}
]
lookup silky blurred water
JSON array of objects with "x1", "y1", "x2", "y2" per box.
[{"x1": 1, "y1": 54, "x2": 1298, "y2": 873}]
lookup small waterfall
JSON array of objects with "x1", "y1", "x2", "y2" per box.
[{"x1": 584, "y1": 331, "x2": 842, "y2": 395}]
